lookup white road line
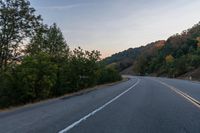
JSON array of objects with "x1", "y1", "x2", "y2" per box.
[
  {"x1": 58, "y1": 78, "x2": 140, "y2": 133},
  {"x1": 157, "y1": 80, "x2": 200, "y2": 110}
]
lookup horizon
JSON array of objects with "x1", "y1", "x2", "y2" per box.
[{"x1": 30, "y1": 0, "x2": 200, "y2": 58}]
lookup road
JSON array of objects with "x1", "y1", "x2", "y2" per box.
[{"x1": 0, "y1": 76, "x2": 200, "y2": 133}]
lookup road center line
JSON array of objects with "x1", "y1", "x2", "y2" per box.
[
  {"x1": 156, "y1": 79, "x2": 200, "y2": 110},
  {"x1": 58, "y1": 78, "x2": 140, "y2": 133}
]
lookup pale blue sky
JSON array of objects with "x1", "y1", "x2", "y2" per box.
[{"x1": 30, "y1": 0, "x2": 200, "y2": 57}]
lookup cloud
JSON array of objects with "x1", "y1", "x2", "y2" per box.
[{"x1": 37, "y1": 3, "x2": 91, "y2": 10}]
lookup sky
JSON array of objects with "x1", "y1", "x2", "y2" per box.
[{"x1": 30, "y1": 0, "x2": 200, "y2": 58}]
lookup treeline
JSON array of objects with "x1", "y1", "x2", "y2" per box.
[
  {"x1": 103, "y1": 48, "x2": 141, "y2": 65},
  {"x1": 133, "y1": 23, "x2": 200, "y2": 77},
  {"x1": 0, "y1": 0, "x2": 121, "y2": 108}
]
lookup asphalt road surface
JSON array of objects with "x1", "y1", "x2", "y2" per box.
[{"x1": 0, "y1": 76, "x2": 200, "y2": 133}]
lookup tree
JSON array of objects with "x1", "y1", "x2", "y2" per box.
[
  {"x1": 197, "y1": 37, "x2": 200, "y2": 47},
  {"x1": 132, "y1": 55, "x2": 148, "y2": 75},
  {"x1": 26, "y1": 25, "x2": 48, "y2": 55},
  {"x1": 46, "y1": 23, "x2": 69, "y2": 57},
  {"x1": 26, "y1": 23, "x2": 71, "y2": 96},
  {"x1": 165, "y1": 54, "x2": 174, "y2": 64},
  {"x1": 27, "y1": 23, "x2": 69, "y2": 57},
  {"x1": 67, "y1": 47, "x2": 101, "y2": 90},
  {"x1": 174, "y1": 56, "x2": 187, "y2": 76},
  {"x1": 16, "y1": 52, "x2": 58, "y2": 100},
  {"x1": 0, "y1": 0, "x2": 42, "y2": 70}
]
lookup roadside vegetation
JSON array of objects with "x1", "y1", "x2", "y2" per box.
[{"x1": 0, "y1": 0, "x2": 121, "y2": 108}]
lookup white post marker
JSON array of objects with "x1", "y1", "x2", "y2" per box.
[{"x1": 58, "y1": 78, "x2": 140, "y2": 133}]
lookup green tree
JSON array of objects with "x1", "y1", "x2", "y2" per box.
[
  {"x1": 68, "y1": 47, "x2": 101, "y2": 90},
  {"x1": 46, "y1": 23, "x2": 69, "y2": 57},
  {"x1": 26, "y1": 25, "x2": 48, "y2": 55},
  {"x1": 26, "y1": 23, "x2": 70, "y2": 96},
  {"x1": 17, "y1": 53, "x2": 58, "y2": 100},
  {"x1": 0, "y1": 0, "x2": 42, "y2": 70},
  {"x1": 27, "y1": 23, "x2": 69, "y2": 57},
  {"x1": 174, "y1": 56, "x2": 187, "y2": 76},
  {"x1": 133, "y1": 55, "x2": 148, "y2": 75}
]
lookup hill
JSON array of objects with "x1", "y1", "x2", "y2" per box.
[
  {"x1": 103, "y1": 22, "x2": 200, "y2": 80},
  {"x1": 103, "y1": 40, "x2": 166, "y2": 72}
]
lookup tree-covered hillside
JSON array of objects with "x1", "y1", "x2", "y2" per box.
[
  {"x1": 105, "y1": 22, "x2": 200, "y2": 79},
  {"x1": 103, "y1": 40, "x2": 165, "y2": 72},
  {"x1": 136, "y1": 23, "x2": 200, "y2": 77}
]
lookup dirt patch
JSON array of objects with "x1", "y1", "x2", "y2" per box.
[{"x1": 179, "y1": 67, "x2": 200, "y2": 81}]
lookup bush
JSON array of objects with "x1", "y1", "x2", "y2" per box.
[
  {"x1": 0, "y1": 53, "x2": 58, "y2": 108},
  {"x1": 0, "y1": 70, "x2": 17, "y2": 107},
  {"x1": 97, "y1": 67, "x2": 122, "y2": 84},
  {"x1": 17, "y1": 53, "x2": 58, "y2": 100}
]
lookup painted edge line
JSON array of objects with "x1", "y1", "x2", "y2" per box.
[
  {"x1": 58, "y1": 78, "x2": 140, "y2": 133},
  {"x1": 157, "y1": 80, "x2": 200, "y2": 110}
]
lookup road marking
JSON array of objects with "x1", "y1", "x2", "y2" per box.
[
  {"x1": 157, "y1": 80, "x2": 200, "y2": 110},
  {"x1": 58, "y1": 78, "x2": 140, "y2": 133}
]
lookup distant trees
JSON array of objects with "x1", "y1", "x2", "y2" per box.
[
  {"x1": 0, "y1": 0, "x2": 121, "y2": 108},
  {"x1": 132, "y1": 55, "x2": 148, "y2": 75}
]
